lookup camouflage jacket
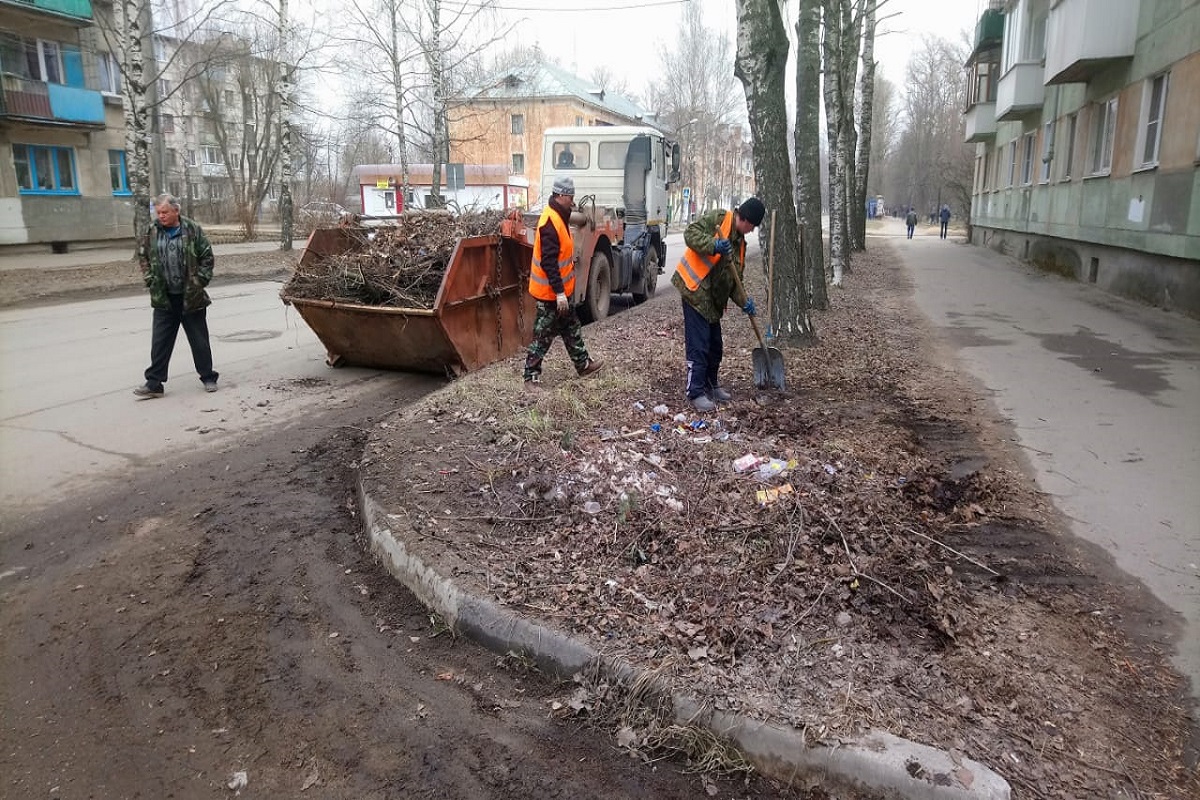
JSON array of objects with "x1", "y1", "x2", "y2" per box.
[
  {"x1": 670, "y1": 208, "x2": 749, "y2": 323},
  {"x1": 138, "y1": 216, "x2": 214, "y2": 312}
]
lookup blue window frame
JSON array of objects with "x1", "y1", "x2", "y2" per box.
[
  {"x1": 13, "y1": 144, "x2": 78, "y2": 194},
  {"x1": 108, "y1": 149, "x2": 131, "y2": 195}
]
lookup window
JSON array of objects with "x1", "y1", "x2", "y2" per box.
[
  {"x1": 201, "y1": 145, "x2": 223, "y2": 164},
  {"x1": 13, "y1": 144, "x2": 77, "y2": 193},
  {"x1": 97, "y1": 51, "x2": 121, "y2": 93},
  {"x1": 1040, "y1": 122, "x2": 1054, "y2": 183},
  {"x1": 598, "y1": 141, "x2": 630, "y2": 169},
  {"x1": 1007, "y1": 140, "x2": 1018, "y2": 187},
  {"x1": 552, "y1": 142, "x2": 589, "y2": 169},
  {"x1": 157, "y1": 78, "x2": 172, "y2": 97},
  {"x1": 1088, "y1": 97, "x2": 1118, "y2": 175},
  {"x1": 982, "y1": 150, "x2": 991, "y2": 191},
  {"x1": 224, "y1": 89, "x2": 235, "y2": 108},
  {"x1": 1020, "y1": 132, "x2": 1035, "y2": 185},
  {"x1": 1062, "y1": 113, "x2": 1077, "y2": 180},
  {"x1": 1003, "y1": 0, "x2": 1047, "y2": 70},
  {"x1": 511, "y1": 114, "x2": 524, "y2": 135},
  {"x1": 186, "y1": 149, "x2": 198, "y2": 167},
  {"x1": 160, "y1": 113, "x2": 175, "y2": 133},
  {"x1": 153, "y1": 38, "x2": 167, "y2": 62},
  {"x1": 575, "y1": 116, "x2": 583, "y2": 126},
  {"x1": 108, "y1": 149, "x2": 131, "y2": 194},
  {"x1": 512, "y1": 153, "x2": 524, "y2": 172},
  {"x1": 1138, "y1": 73, "x2": 1168, "y2": 168},
  {"x1": 166, "y1": 148, "x2": 178, "y2": 167}
]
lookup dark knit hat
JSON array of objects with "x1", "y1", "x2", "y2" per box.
[
  {"x1": 551, "y1": 176, "x2": 576, "y2": 196},
  {"x1": 737, "y1": 197, "x2": 765, "y2": 227}
]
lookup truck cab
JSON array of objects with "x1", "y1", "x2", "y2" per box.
[{"x1": 534, "y1": 126, "x2": 682, "y2": 322}]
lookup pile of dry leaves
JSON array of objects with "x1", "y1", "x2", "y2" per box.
[
  {"x1": 362, "y1": 245, "x2": 1197, "y2": 798},
  {"x1": 282, "y1": 210, "x2": 507, "y2": 307}
]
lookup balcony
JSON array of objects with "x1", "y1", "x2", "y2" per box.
[
  {"x1": 967, "y1": 7, "x2": 1005, "y2": 62},
  {"x1": 964, "y1": 102, "x2": 997, "y2": 142},
  {"x1": 996, "y1": 62, "x2": 1044, "y2": 121},
  {"x1": 0, "y1": 74, "x2": 104, "y2": 126},
  {"x1": 8, "y1": 0, "x2": 94, "y2": 23},
  {"x1": 1044, "y1": 0, "x2": 1138, "y2": 85}
]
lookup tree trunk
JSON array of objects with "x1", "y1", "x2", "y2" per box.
[
  {"x1": 118, "y1": 0, "x2": 153, "y2": 249},
  {"x1": 822, "y1": 0, "x2": 845, "y2": 287},
  {"x1": 389, "y1": 3, "x2": 412, "y2": 207},
  {"x1": 795, "y1": 0, "x2": 827, "y2": 311},
  {"x1": 852, "y1": 0, "x2": 877, "y2": 251},
  {"x1": 838, "y1": 0, "x2": 861, "y2": 258},
  {"x1": 734, "y1": 0, "x2": 814, "y2": 341},
  {"x1": 278, "y1": 0, "x2": 294, "y2": 249}
]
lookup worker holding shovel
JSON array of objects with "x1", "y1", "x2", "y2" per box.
[{"x1": 672, "y1": 197, "x2": 765, "y2": 412}]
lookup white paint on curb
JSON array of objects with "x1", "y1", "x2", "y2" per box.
[{"x1": 360, "y1": 488, "x2": 1010, "y2": 800}]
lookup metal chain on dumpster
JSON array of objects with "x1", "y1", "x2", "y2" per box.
[{"x1": 486, "y1": 234, "x2": 504, "y2": 354}]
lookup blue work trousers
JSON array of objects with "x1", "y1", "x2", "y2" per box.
[{"x1": 682, "y1": 300, "x2": 723, "y2": 400}]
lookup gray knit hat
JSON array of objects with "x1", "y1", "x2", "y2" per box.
[{"x1": 551, "y1": 176, "x2": 576, "y2": 196}]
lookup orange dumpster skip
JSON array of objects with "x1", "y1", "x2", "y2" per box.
[{"x1": 280, "y1": 219, "x2": 537, "y2": 375}]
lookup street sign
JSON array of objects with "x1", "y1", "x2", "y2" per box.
[{"x1": 682, "y1": 186, "x2": 691, "y2": 200}]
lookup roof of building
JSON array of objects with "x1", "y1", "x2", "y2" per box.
[{"x1": 452, "y1": 58, "x2": 659, "y2": 129}]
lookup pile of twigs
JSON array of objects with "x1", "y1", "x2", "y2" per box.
[{"x1": 282, "y1": 210, "x2": 507, "y2": 307}]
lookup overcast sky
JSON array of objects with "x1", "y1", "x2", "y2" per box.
[{"x1": 491, "y1": 0, "x2": 988, "y2": 102}]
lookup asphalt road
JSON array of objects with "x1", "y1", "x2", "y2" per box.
[
  {"x1": 0, "y1": 279, "x2": 392, "y2": 517},
  {"x1": 887, "y1": 217, "x2": 1200, "y2": 699}
]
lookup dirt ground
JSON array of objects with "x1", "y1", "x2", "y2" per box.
[
  {"x1": 0, "y1": 253, "x2": 860, "y2": 799},
  {"x1": 361, "y1": 246, "x2": 1199, "y2": 798},
  {"x1": 2, "y1": 241, "x2": 1197, "y2": 798}
]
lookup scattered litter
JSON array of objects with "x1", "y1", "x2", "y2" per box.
[
  {"x1": 632, "y1": 401, "x2": 645, "y2": 411},
  {"x1": 582, "y1": 501, "x2": 602, "y2": 515},
  {"x1": 733, "y1": 454, "x2": 761, "y2": 473},
  {"x1": 653, "y1": 404, "x2": 671, "y2": 416},
  {"x1": 673, "y1": 413, "x2": 687, "y2": 423},
  {"x1": 755, "y1": 483, "x2": 795, "y2": 506},
  {"x1": 756, "y1": 458, "x2": 791, "y2": 481},
  {"x1": 227, "y1": 770, "x2": 248, "y2": 792},
  {"x1": 650, "y1": 423, "x2": 662, "y2": 433}
]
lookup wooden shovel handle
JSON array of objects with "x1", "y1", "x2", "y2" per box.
[{"x1": 727, "y1": 259, "x2": 769, "y2": 352}]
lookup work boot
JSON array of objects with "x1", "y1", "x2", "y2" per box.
[
  {"x1": 202, "y1": 380, "x2": 218, "y2": 393},
  {"x1": 710, "y1": 387, "x2": 733, "y2": 404},
  {"x1": 133, "y1": 382, "x2": 164, "y2": 399},
  {"x1": 524, "y1": 375, "x2": 542, "y2": 392},
  {"x1": 577, "y1": 359, "x2": 603, "y2": 377},
  {"x1": 690, "y1": 394, "x2": 717, "y2": 413}
]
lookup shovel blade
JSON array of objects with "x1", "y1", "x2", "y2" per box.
[{"x1": 752, "y1": 346, "x2": 786, "y2": 390}]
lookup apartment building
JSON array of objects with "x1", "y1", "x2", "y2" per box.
[
  {"x1": 964, "y1": 0, "x2": 1200, "y2": 317},
  {"x1": 448, "y1": 59, "x2": 660, "y2": 206},
  {"x1": 0, "y1": 0, "x2": 131, "y2": 251}
]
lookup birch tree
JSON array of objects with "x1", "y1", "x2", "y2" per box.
[
  {"x1": 112, "y1": 0, "x2": 154, "y2": 242},
  {"x1": 821, "y1": 0, "x2": 862, "y2": 286},
  {"x1": 794, "y1": 0, "x2": 827, "y2": 311},
  {"x1": 277, "y1": 0, "x2": 294, "y2": 249},
  {"x1": 850, "y1": 0, "x2": 877, "y2": 251},
  {"x1": 734, "y1": 0, "x2": 814, "y2": 340}
]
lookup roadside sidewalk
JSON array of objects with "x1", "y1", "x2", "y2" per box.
[{"x1": 0, "y1": 238, "x2": 306, "y2": 273}]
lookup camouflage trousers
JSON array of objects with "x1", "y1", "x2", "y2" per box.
[{"x1": 523, "y1": 299, "x2": 590, "y2": 380}]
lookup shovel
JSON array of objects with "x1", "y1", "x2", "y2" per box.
[{"x1": 728, "y1": 255, "x2": 786, "y2": 390}]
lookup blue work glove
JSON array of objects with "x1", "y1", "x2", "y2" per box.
[
  {"x1": 712, "y1": 238, "x2": 731, "y2": 255},
  {"x1": 743, "y1": 297, "x2": 756, "y2": 316}
]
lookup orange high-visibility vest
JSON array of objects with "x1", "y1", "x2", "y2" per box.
[
  {"x1": 674, "y1": 210, "x2": 744, "y2": 291},
  {"x1": 529, "y1": 205, "x2": 575, "y2": 300}
]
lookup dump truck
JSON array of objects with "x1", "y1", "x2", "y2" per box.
[{"x1": 537, "y1": 125, "x2": 681, "y2": 323}]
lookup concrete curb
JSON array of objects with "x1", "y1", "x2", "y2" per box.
[{"x1": 359, "y1": 488, "x2": 1011, "y2": 800}]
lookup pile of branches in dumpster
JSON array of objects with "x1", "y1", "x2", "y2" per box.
[{"x1": 282, "y1": 209, "x2": 508, "y2": 307}]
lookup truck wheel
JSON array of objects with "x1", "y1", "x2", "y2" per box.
[
  {"x1": 632, "y1": 245, "x2": 659, "y2": 304},
  {"x1": 580, "y1": 251, "x2": 611, "y2": 323}
]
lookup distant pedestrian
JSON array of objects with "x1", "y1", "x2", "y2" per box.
[
  {"x1": 672, "y1": 197, "x2": 765, "y2": 412},
  {"x1": 523, "y1": 176, "x2": 602, "y2": 387},
  {"x1": 939, "y1": 205, "x2": 951, "y2": 239},
  {"x1": 133, "y1": 193, "x2": 219, "y2": 399},
  {"x1": 905, "y1": 208, "x2": 918, "y2": 239}
]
